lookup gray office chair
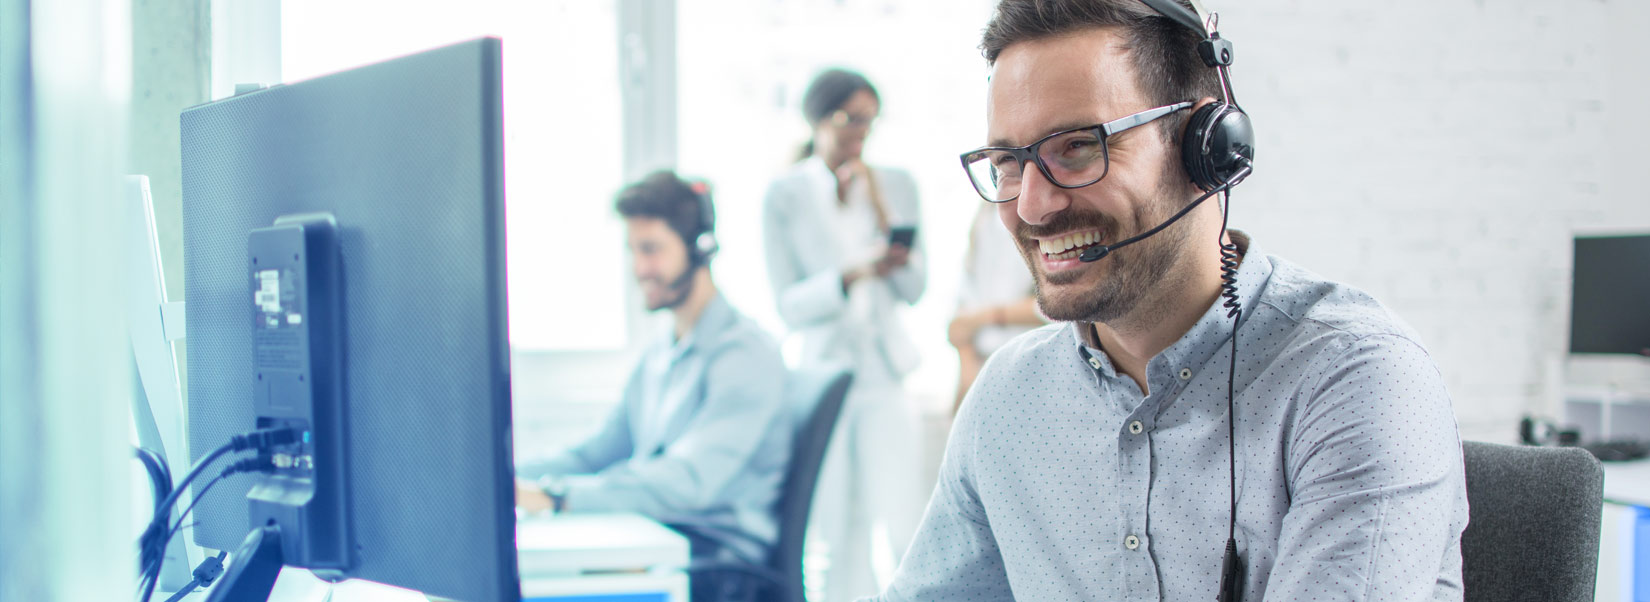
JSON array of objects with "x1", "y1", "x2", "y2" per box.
[
  {"x1": 679, "y1": 367, "x2": 853, "y2": 601},
  {"x1": 1460, "y1": 441, "x2": 1603, "y2": 602}
]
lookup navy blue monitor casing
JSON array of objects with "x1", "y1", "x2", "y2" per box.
[{"x1": 182, "y1": 38, "x2": 516, "y2": 601}]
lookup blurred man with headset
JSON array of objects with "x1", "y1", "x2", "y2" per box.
[
  {"x1": 515, "y1": 171, "x2": 789, "y2": 602},
  {"x1": 868, "y1": 1, "x2": 1467, "y2": 600}
]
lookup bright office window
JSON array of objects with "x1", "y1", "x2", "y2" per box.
[
  {"x1": 282, "y1": 0, "x2": 628, "y2": 351},
  {"x1": 677, "y1": 0, "x2": 998, "y2": 412}
]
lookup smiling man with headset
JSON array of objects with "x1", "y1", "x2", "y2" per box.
[{"x1": 867, "y1": 1, "x2": 1468, "y2": 600}]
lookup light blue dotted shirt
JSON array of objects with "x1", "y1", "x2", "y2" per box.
[{"x1": 872, "y1": 235, "x2": 1469, "y2": 601}]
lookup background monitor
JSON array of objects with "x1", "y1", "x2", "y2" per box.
[
  {"x1": 180, "y1": 38, "x2": 516, "y2": 601},
  {"x1": 125, "y1": 174, "x2": 198, "y2": 591},
  {"x1": 1570, "y1": 234, "x2": 1650, "y2": 356}
]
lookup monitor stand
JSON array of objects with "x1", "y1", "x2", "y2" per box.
[{"x1": 207, "y1": 525, "x2": 285, "y2": 602}]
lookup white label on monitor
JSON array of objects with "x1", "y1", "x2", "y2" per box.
[{"x1": 256, "y1": 269, "x2": 281, "y2": 313}]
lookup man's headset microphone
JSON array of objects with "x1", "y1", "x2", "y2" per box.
[{"x1": 1041, "y1": 1, "x2": 1256, "y2": 599}]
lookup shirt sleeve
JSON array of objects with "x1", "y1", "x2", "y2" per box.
[
  {"x1": 1262, "y1": 334, "x2": 1468, "y2": 601},
  {"x1": 763, "y1": 178, "x2": 850, "y2": 330},
  {"x1": 515, "y1": 364, "x2": 643, "y2": 479},
  {"x1": 560, "y1": 339, "x2": 788, "y2": 515},
  {"x1": 864, "y1": 379, "x2": 1014, "y2": 602}
]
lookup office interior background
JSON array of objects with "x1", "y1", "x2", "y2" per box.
[{"x1": 4, "y1": 0, "x2": 1650, "y2": 598}]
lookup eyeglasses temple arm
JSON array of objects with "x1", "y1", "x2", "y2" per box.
[{"x1": 1102, "y1": 101, "x2": 1195, "y2": 136}]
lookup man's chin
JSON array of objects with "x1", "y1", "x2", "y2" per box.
[
  {"x1": 640, "y1": 293, "x2": 670, "y2": 312},
  {"x1": 1033, "y1": 274, "x2": 1110, "y2": 322}
]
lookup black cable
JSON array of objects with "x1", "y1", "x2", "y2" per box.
[
  {"x1": 1214, "y1": 159, "x2": 1252, "y2": 602},
  {"x1": 137, "y1": 429, "x2": 294, "y2": 602},
  {"x1": 158, "y1": 458, "x2": 272, "y2": 590},
  {"x1": 165, "y1": 467, "x2": 231, "y2": 548},
  {"x1": 1219, "y1": 187, "x2": 1240, "y2": 542},
  {"x1": 141, "y1": 457, "x2": 271, "y2": 602},
  {"x1": 159, "y1": 551, "x2": 227, "y2": 602},
  {"x1": 138, "y1": 560, "x2": 160, "y2": 602},
  {"x1": 147, "y1": 428, "x2": 298, "y2": 536},
  {"x1": 159, "y1": 584, "x2": 192, "y2": 602},
  {"x1": 134, "y1": 447, "x2": 173, "y2": 520},
  {"x1": 166, "y1": 455, "x2": 271, "y2": 544},
  {"x1": 138, "y1": 442, "x2": 234, "y2": 602},
  {"x1": 141, "y1": 469, "x2": 229, "y2": 602}
]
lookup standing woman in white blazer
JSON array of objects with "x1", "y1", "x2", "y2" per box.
[{"x1": 762, "y1": 69, "x2": 927, "y2": 602}]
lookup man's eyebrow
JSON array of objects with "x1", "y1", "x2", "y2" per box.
[{"x1": 986, "y1": 122, "x2": 1099, "y2": 148}]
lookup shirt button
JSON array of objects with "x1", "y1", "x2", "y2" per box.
[
  {"x1": 1178, "y1": 368, "x2": 1193, "y2": 380},
  {"x1": 1088, "y1": 356, "x2": 1102, "y2": 370},
  {"x1": 1125, "y1": 535, "x2": 1140, "y2": 550},
  {"x1": 1129, "y1": 420, "x2": 1144, "y2": 435}
]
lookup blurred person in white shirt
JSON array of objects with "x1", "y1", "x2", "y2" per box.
[{"x1": 948, "y1": 201, "x2": 1045, "y2": 411}]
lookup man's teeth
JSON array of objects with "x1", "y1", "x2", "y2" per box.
[{"x1": 1039, "y1": 231, "x2": 1102, "y2": 257}]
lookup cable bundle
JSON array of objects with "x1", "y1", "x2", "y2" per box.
[{"x1": 135, "y1": 427, "x2": 299, "y2": 602}]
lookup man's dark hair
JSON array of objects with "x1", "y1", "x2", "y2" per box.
[
  {"x1": 614, "y1": 170, "x2": 706, "y2": 253},
  {"x1": 980, "y1": 0, "x2": 1223, "y2": 141}
]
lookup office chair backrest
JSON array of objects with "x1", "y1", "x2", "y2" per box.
[
  {"x1": 1460, "y1": 441, "x2": 1603, "y2": 602},
  {"x1": 771, "y1": 367, "x2": 853, "y2": 602}
]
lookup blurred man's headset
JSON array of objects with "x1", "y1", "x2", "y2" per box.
[{"x1": 685, "y1": 178, "x2": 718, "y2": 266}]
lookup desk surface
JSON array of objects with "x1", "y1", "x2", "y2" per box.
[
  {"x1": 517, "y1": 512, "x2": 690, "y2": 577},
  {"x1": 1602, "y1": 460, "x2": 1650, "y2": 507},
  {"x1": 175, "y1": 513, "x2": 690, "y2": 601}
]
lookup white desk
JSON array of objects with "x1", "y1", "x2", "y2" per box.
[
  {"x1": 1595, "y1": 459, "x2": 1650, "y2": 602},
  {"x1": 172, "y1": 513, "x2": 690, "y2": 602},
  {"x1": 518, "y1": 512, "x2": 690, "y2": 601},
  {"x1": 1603, "y1": 460, "x2": 1650, "y2": 507}
]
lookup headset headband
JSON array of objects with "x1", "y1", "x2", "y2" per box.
[{"x1": 1138, "y1": 0, "x2": 1207, "y2": 36}]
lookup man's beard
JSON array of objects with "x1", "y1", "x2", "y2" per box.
[
  {"x1": 1015, "y1": 183, "x2": 1197, "y2": 325},
  {"x1": 643, "y1": 262, "x2": 697, "y2": 311}
]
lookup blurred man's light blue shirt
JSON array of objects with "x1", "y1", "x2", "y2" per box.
[
  {"x1": 517, "y1": 293, "x2": 790, "y2": 561},
  {"x1": 872, "y1": 235, "x2": 1469, "y2": 602}
]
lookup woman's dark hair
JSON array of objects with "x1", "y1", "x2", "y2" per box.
[
  {"x1": 980, "y1": 0, "x2": 1222, "y2": 142},
  {"x1": 613, "y1": 170, "x2": 705, "y2": 251},
  {"x1": 798, "y1": 68, "x2": 880, "y2": 160}
]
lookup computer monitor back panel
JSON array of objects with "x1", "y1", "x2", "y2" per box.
[{"x1": 182, "y1": 38, "x2": 515, "y2": 601}]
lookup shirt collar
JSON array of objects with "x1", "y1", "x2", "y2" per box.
[
  {"x1": 1071, "y1": 230, "x2": 1273, "y2": 387},
  {"x1": 666, "y1": 292, "x2": 735, "y2": 360}
]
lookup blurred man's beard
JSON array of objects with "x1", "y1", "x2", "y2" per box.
[
  {"x1": 1017, "y1": 187, "x2": 1195, "y2": 325},
  {"x1": 642, "y1": 265, "x2": 695, "y2": 312}
]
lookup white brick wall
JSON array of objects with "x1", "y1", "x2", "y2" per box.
[{"x1": 1218, "y1": 0, "x2": 1650, "y2": 442}]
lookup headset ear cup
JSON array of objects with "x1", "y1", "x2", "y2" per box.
[
  {"x1": 1180, "y1": 102, "x2": 1256, "y2": 191},
  {"x1": 688, "y1": 178, "x2": 718, "y2": 263},
  {"x1": 695, "y1": 231, "x2": 719, "y2": 263}
]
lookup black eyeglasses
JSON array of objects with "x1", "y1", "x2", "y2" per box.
[{"x1": 960, "y1": 101, "x2": 1193, "y2": 203}]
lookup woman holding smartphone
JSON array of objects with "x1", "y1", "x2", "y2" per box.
[{"x1": 762, "y1": 68, "x2": 926, "y2": 602}]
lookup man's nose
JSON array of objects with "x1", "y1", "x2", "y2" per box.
[{"x1": 1016, "y1": 165, "x2": 1071, "y2": 226}]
